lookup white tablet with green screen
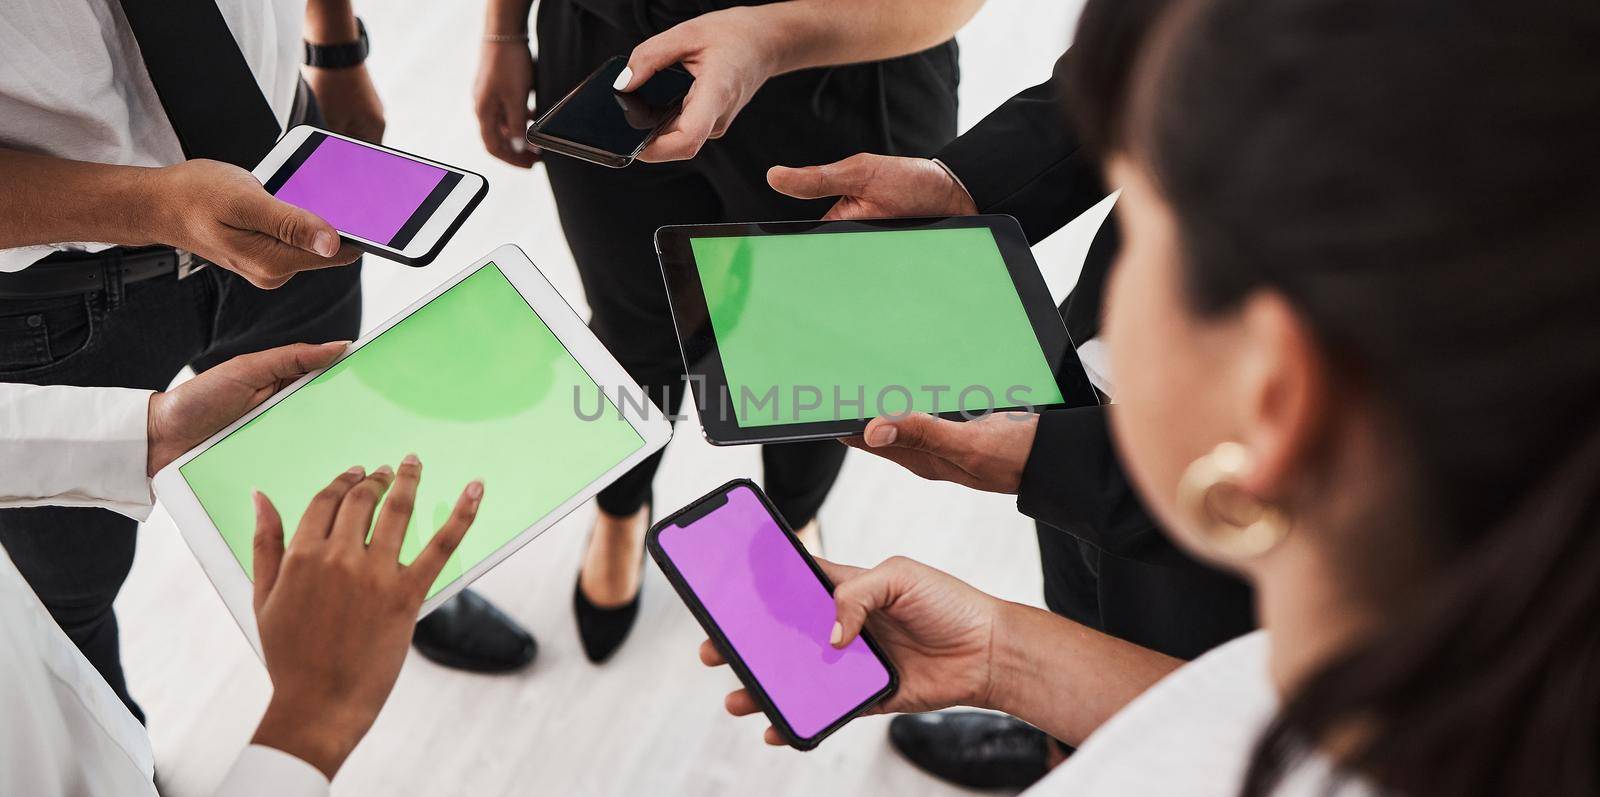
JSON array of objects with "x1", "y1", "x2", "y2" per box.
[{"x1": 153, "y1": 244, "x2": 672, "y2": 655}]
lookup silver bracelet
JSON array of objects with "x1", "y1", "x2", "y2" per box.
[{"x1": 483, "y1": 32, "x2": 530, "y2": 43}]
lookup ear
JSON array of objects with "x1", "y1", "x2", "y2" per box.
[{"x1": 1233, "y1": 290, "x2": 1331, "y2": 502}]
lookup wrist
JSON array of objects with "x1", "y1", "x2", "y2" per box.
[
  {"x1": 252, "y1": 694, "x2": 367, "y2": 780},
  {"x1": 484, "y1": 0, "x2": 533, "y2": 38},
  {"x1": 983, "y1": 601, "x2": 1044, "y2": 716},
  {"x1": 930, "y1": 158, "x2": 980, "y2": 215},
  {"x1": 719, "y1": 6, "x2": 791, "y2": 80},
  {"x1": 106, "y1": 165, "x2": 171, "y2": 249}
]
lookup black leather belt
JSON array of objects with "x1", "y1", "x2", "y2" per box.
[{"x1": 0, "y1": 247, "x2": 207, "y2": 300}]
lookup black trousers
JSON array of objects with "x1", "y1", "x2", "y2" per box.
[
  {"x1": 535, "y1": 0, "x2": 960, "y2": 524},
  {"x1": 0, "y1": 259, "x2": 361, "y2": 722}
]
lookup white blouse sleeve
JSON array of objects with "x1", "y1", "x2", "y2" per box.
[{"x1": 0, "y1": 383, "x2": 155, "y2": 520}]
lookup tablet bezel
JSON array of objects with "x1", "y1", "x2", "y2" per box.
[
  {"x1": 152, "y1": 244, "x2": 672, "y2": 656},
  {"x1": 654, "y1": 215, "x2": 1101, "y2": 445}
]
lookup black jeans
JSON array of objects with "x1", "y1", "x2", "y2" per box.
[
  {"x1": 0, "y1": 261, "x2": 361, "y2": 721},
  {"x1": 536, "y1": 0, "x2": 960, "y2": 525}
]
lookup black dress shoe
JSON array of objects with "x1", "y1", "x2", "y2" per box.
[
  {"x1": 412, "y1": 589, "x2": 537, "y2": 672},
  {"x1": 889, "y1": 711, "x2": 1052, "y2": 790},
  {"x1": 573, "y1": 509, "x2": 650, "y2": 664}
]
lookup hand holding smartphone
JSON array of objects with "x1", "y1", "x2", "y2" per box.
[
  {"x1": 648, "y1": 480, "x2": 897, "y2": 750},
  {"x1": 526, "y1": 56, "x2": 695, "y2": 168},
  {"x1": 253, "y1": 125, "x2": 488, "y2": 266}
]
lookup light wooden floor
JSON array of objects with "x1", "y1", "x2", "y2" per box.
[{"x1": 118, "y1": 3, "x2": 1114, "y2": 794}]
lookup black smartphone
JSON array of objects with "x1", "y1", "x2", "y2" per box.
[
  {"x1": 526, "y1": 55, "x2": 694, "y2": 168},
  {"x1": 647, "y1": 479, "x2": 898, "y2": 750}
]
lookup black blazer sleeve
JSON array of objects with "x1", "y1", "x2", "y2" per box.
[
  {"x1": 938, "y1": 53, "x2": 1165, "y2": 557},
  {"x1": 934, "y1": 52, "x2": 1106, "y2": 246},
  {"x1": 1016, "y1": 406, "x2": 1188, "y2": 562},
  {"x1": 933, "y1": 50, "x2": 1116, "y2": 343}
]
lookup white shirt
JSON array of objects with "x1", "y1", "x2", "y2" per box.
[
  {"x1": 1029, "y1": 631, "x2": 1371, "y2": 796},
  {"x1": 0, "y1": 0, "x2": 305, "y2": 273},
  {"x1": 0, "y1": 544, "x2": 329, "y2": 797},
  {"x1": 0, "y1": 3, "x2": 329, "y2": 794}
]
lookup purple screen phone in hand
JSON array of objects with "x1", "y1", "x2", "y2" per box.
[
  {"x1": 271, "y1": 135, "x2": 448, "y2": 246},
  {"x1": 649, "y1": 480, "x2": 896, "y2": 748}
]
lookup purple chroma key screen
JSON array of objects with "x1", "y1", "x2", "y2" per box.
[
  {"x1": 658, "y1": 485, "x2": 890, "y2": 740},
  {"x1": 272, "y1": 136, "x2": 446, "y2": 246}
]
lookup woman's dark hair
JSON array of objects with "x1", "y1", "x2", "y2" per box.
[{"x1": 1065, "y1": 0, "x2": 1600, "y2": 794}]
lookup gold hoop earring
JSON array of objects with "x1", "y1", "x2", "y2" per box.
[{"x1": 1175, "y1": 442, "x2": 1291, "y2": 559}]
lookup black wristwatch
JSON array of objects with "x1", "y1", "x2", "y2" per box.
[{"x1": 304, "y1": 18, "x2": 369, "y2": 69}]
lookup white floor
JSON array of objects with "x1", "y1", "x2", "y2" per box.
[{"x1": 119, "y1": 3, "x2": 1114, "y2": 794}]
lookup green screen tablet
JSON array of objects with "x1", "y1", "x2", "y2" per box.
[
  {"x1": 656, "y1": 216, "x2": 1097, "y2": 444},
  {"x1": 156, "y1": 247, "x2": 672, "y2": 652}
]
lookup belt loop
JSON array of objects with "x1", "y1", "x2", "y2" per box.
[{"x1": 102, "y1": 249, "x2": 126, "y2": 309}]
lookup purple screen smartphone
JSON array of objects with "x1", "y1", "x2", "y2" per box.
[
  {"x1": 265, "y1": 133, "x2": 463, "y2": 249},
  {"x1": 649, "y1": 480, "x2": 896, "y2": 748}
]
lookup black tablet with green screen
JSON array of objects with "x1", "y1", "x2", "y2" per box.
[{"x1": 655, "y1": 215, "x2": 1099, "y2": 445}]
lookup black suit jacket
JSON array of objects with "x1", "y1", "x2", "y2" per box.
[
  {"x1": 931, "y1": 55, "x2": 1254, "y2": 658},
  {"x1": 933, "y1": 53, "x2": 1153, "y2": 557}
]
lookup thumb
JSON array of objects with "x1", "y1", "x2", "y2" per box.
[
  {"x1": 616, "y1": 27, "x2": 688, "y2": 92},
  {"x1": 767, "y1": 153, "x2": 879, "y2": 201},
  {"x1": 239, "y1": 190, "x2": 341, "y2": 258},
  {"x1": 863, "y1": 413, "x2": 963, "y2": 454},
  {"x1": 832, "y1": 559, "x2": 915, "y2": 648},
  {"x1": 212, "y1": 341, "x2": 349, "y2": 393},
  {"x1": 252, "y1": 490, "x2": 285, "y2": 614}
]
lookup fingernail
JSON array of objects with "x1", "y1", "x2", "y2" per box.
[
  {"x1": 326, "y1": 340, "x2": 352, "y2": 348},
  {"x1": 402, "y1": 453, "x2": 420, "y2": 467},
  {"x1": 346, "y1": 465, "x2": 365, "y2": 477},
  {"x1": 829, "y1": 622, "x2": 844, "y2": 647},
  {"x1": 251, "y1": 489, "x2": 264, "y2": 509},
  {"x1": 466, "y1": 480, "x2": 485, "y2": 500},
  {"x1": 612, "y1": 66, "x2": 633, "y2": 91},
  {"x1": 511, "y1": 138, "x2": 527, "y2": 153},
  {"x1": 313, "y1": 231, "x2": 339, "y2": 257},
  {"x1": 867, "y1": 424, "x2": 897, "y2": 447},
  {"x1": 374, "y1": 464, "x2": 394, "y2": 477}
]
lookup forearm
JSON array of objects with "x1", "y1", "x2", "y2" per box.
[
  {"x1": 0, "y1": 150, "x2": 161, "y2": 251},
  {"x1": 484, "y1": 0, "x2": 536, "y2": 35},
  {"x1": 986, "y1": 601, "x2": 1182, "y2": 747},
  {"x1": 304, "y1": 0, "x2": 359, "y2": 44},
  {"x1": 758, "y1": 0, "x2": 983, "y2": 76}
]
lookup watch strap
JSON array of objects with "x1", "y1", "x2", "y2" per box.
[{"x1": 304, "y1": 18, "x2": 368, "y2": 69}]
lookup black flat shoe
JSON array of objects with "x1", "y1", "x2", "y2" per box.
[
  {"x1": 888, "y1": 711, "x2": 1053, "y2": 790},
  {"x1": 573, "y1": 508, "x2": 650, "y2": 664},
  {"x1": 412, "y1": 588, "x2": 537, "y2": 673}
]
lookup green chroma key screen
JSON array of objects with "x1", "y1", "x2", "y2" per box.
[
  {"x1": 180, "y1": 264, "x2": 644, "y2": 597},
  {"x1": 690, "y1": 227, "x2": 1065, "y2": 426}
]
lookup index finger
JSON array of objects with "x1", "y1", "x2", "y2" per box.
[{"x1": 406, "y1": 480, "x2": 484, "y2": 591}]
